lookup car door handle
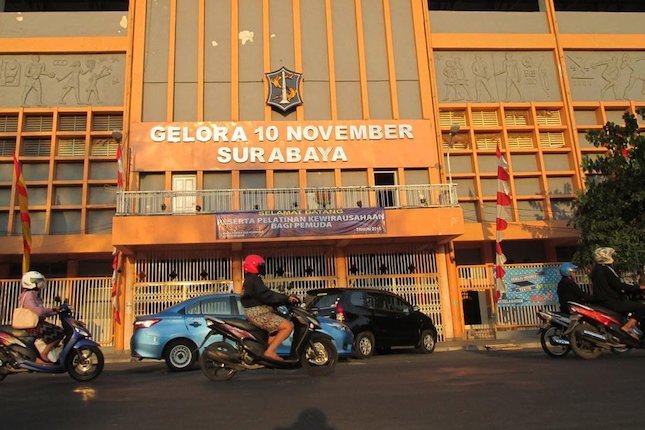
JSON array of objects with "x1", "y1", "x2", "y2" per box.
[{"x1": 189, "y1": 322, "x2": 201, "y2": 327}]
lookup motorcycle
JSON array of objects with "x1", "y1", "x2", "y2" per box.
[
  {"x1": 536, "y1": 309, "x2": 571, "y2": 358},
  {"x1": 0, "y1": 297, "x2": 104, "y2": 382},
  {"x1": 198, "y1": 303, "x2": 337, "y2": 381},
  {"x1": 565, "y1": 301, "x2": 639, "y2": 360}
]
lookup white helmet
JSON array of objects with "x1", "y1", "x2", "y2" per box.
[
  {"x1": 21, "y1": 271, "x2": 46, "y2": 290},
  {"x1": 593, "y1": 247, "x2": 615, "y2": 265}
]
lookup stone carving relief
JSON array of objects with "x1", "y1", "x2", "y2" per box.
[
  {"x1": 0, "y1": 54, "x2": 125, "y2": 108},
  {"x1": 435, "y1": 51, "x2": 560, "y2": 103},
  {"x1": 566, "y1": 51, "x2": 645, "y2": 101}
]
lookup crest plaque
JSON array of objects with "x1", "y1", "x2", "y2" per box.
[{"x1": 265, "y1": 67, "x2": 303, "y2": 112}]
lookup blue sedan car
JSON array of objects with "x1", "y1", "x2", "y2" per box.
[{"x1": 131, "y1": 293, "x2": 354, "y2": 371}]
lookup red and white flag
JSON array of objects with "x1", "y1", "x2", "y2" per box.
[
  {"x1": 111, "y1": 142, "x2": 124, "y2": 324},
  {"x1": 13, "y1": 153, "x2": 31, "y2": 273},
  {"x1": 116, "y1": 143, "x2": 124, "y2": 189},
  {"x1": 495, "y1": 144, "x2": 511, "y2": 302},
  {"x1": 111, "y1": 248, "x2": 121, "y2": 325}
]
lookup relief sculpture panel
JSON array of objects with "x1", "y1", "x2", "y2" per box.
[
  {"x1": 0, "y1": 54, "x2": 125, "y2": 108},
  {"x1": 434, "y1": 51, "x2": 560, "y2": 103},
  {"x1": 566, "y1": 51, "x2": 645, "y2": 101}
]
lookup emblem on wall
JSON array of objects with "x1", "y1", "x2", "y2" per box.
[{"x1": 265, "y1": 67, "x2": 302, "y2": 112}]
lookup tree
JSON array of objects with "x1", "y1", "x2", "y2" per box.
[{"x1": 571, "y1": 109, "x2": 645, "y2": 273}]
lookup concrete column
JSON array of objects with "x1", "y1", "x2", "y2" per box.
[
  {"x1": 0, "y1": 263, "x2": 11, "y2": 278},
  {"x1": 120, "y1": 254, "x2": 136, "y2": 350},
  {"x1": 232, "y1": 250, "x2": 243, "y2": 293},
  {"x1": 335, "y1": 247, "x2": 348, "y2": 288},
  {"x1": 67, "y1": 260, "x2": 79, "y2": 277},
  {"x1": 436, "y1": 244, "x2": 463, "y2": 340}
]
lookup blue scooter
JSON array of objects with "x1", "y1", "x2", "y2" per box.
[{"x1": 0, "y1": 297, "x2": 104, "y2": 382}]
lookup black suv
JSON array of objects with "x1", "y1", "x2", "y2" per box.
[{"x1": 306, "y1": 288, "x2": 437, "y2": 359}]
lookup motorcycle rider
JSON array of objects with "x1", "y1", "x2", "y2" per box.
[
  {"x1": 590, "y1": 247, "x2": 645, "y2": 339},
  {"x1": 556, "y1": 262, "x2": 592, "y2": 314},
  {"x1": 240, "y1": 254, "x2": 299, "y2": 361},
  {"x1": 17, "y1": 271, "x2": 64, "y2": 362}
]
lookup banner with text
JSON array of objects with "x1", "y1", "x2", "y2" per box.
[
  {"x1": 216, "y1": 208, "x2": 386, "y2": 239},
  {"x1": 497, "y1": 266, "x2": 560, "y2": 307}
]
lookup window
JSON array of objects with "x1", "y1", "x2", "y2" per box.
[
  {"x1": 185, "y1": 297, "x2": 234, "y2": 315},
  {"x1": 428, "y1": 1, "x2": 540, "y2": 11},
  {"x1": 4, "y1": 1, "x2": 129, "y2": 12},
  {"x1": 554, "y1": 0, "x2": 645, "y2": 11}
]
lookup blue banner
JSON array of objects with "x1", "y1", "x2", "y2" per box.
[
  {"x1": 497, "y1": 266, "x2": 560, "y2": 307},
  {"x1": 216, "y1": 208, "x2": 386, "y2": 239}
]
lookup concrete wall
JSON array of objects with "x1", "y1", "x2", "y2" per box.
[
  {"x1": 0, "y1": 12, "x2": 128, "y2": 37},
  {"x1": 429, "y1": 11, "x2": 549, "y2": 34},
  {"x1": 556, "y1": 12, "x2": 644, "y2": 34}
]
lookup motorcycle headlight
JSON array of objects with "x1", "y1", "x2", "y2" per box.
[{"x1": 74, "y1": 324, "x2": 91, "y2": 337}]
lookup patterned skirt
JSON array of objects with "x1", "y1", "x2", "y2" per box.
[
  {"x1": 27, "y1": 321, "x2": 65, "y2": 344},
  {"x1": 244, "y1": 305, "x2": 287, "y2": 334}
]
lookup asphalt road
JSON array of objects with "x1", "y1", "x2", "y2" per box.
[{"x1": 2, "y1": 348, "x2": 644, "y2": 430}]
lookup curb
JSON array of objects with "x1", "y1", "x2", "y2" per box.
[{"x1": 102, "y1": 341, "x2": 542, "y2": 363}]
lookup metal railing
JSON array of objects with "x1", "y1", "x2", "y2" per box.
[
  {"x1": 116, "y1": 184, "x2": 458, "y2": 215},
  {"x1": 0, "y1": 277, "x2": 114, "y2": 346}
]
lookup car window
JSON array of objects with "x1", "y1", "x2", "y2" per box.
[
  {"x1": 309, "y1": 293, "x2": 341, "y2": 309},
  {"x1": 185, "y1": 297, "x2": 233, "y2": 315},
  {"x1": 372, "y1": 293, "x2": 410, "y2": 313},
  {"x1": 350, "y1": 291, "x2": 369, "y2": 307}
]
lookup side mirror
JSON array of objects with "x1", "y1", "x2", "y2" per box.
[
  {"x1": 412, "y1": 305, "x2": 420, "y2": 312},
  {"x1": 54, "y1": 296, "x2": 62, "y2": 304}
]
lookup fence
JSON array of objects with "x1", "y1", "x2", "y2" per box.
[
  {"x1": 116, "y1": 184, "x2": 458, "y2": 215},
  {"x1": 0, "y1": 277, "x2": 114, "y2": 346}
]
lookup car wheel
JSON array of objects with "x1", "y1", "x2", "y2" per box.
[
  {"x1": 164, "y1": 339, "x2": 197, "y2": 371},
  {"x1": 416, "y1": 330, "x2": 437, "y2": 354},
  {"x1": 353, "y1": 331, "x2": 375, "y2": 359}
]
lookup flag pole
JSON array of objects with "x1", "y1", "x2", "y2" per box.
[{"x1": 494, "y1": 144, "x2": 511, "y2": 330}]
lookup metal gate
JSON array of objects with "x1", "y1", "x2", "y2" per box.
[
  {"x1": 132, "y1": 253, "x2": 233, "y2": 316},
  {"x1": 346, "y1": 248, "x2": 444, "y2": 341},
  {"x1": 259, "y1": 248, "x2": 337, "y2": 297},
  {"x1": 0, "y1": 277, "x2": 113, "y2": 346}
]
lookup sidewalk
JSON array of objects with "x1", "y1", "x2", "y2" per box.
[{"x1": 101, "y1": 336, "x2": 541, "y2": 364}]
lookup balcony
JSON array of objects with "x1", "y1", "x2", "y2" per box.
[{"x1": 116, "y1": 184, "x2": 458, "y2": 216}]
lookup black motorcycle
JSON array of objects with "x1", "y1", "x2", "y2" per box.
[
  {"x1": 0, "y1": 297, "x2": 104, "y2": 382},
  {"x1": 198, "y1": 304, "x2": 337, "y2": 381},
  {"x1": 536, "y1": 309, "x2": 571, "y2": 358}
]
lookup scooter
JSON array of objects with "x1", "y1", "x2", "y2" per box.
[
  {"x1": 536, "y1": 309, "x2": 571, "y2": 358},
  {"x1": 0, "y1": 297, "x2": 104, "y2": 382},
  {"x1": 565, "y1": 301, "x2": 639, "y2": 360},
  {"x1": 198, "y1": 303, "x2": 337, "y2": 381}
]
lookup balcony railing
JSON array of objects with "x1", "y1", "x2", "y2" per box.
[{"x1": 116, "y1": 184, "x2": 458, "y2": 216}]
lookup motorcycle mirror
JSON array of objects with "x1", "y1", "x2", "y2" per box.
[
  {"x1": 286, "y1": 281, "x2": 295, "y2": 291},
  {"x1": 54, "y1": 296, "x2": 61, "y2": 304}
]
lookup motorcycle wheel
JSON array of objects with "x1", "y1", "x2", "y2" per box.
[
  {"x1": 540, "y1": 325, "x2": 570, "y2": 358},
  {"x1": 66, "y1": 345, "x2": 104, "y2": 382},
  {"x1": 0, "y1": 373, "x2": 5, "y2": 382},
  {"x1": 199, "y1": 343, "x2": 237, "y2": 382},
  {"x1": 570, "y1": 322, "x2": 603, "y2": 360},
  {"x1": 301, "y1": 336, "x2": 337, "y2": 376}
]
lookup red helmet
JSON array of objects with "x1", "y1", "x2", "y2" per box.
[{"x1": 243, "y1": 254, "x2": 265, "y2": 275}]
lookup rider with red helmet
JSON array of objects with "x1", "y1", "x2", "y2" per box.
[{"x1": 240, "y1": 254, "x2": 299, "y2": 361}]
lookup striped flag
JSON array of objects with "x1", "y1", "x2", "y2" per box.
[
  {"x1": 13, "y1": 153, "x2": 31, "y2": 273},
  {"x1": 111, "y1": 248, "x2": 121, "y2": 325},
  {"x1": 495, "y1": 144, "x2": 511, "y2": 302},
  {"x1": 116, "y1": 143, "x2": 124, "y2": 189},
  {"x1": 111, "y1": 141, "x2": 124, "y2": 324}
]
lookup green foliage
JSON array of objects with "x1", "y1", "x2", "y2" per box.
[{"x1": 571, "y1": 109, "x2": 645, "y2": 273}]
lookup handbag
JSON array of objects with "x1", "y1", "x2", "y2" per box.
[{"x1": 12, "y1": 295, "x2": 40, "y2": 329}]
